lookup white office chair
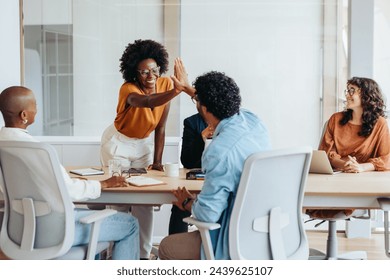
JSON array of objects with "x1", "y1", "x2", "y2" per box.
[
  {"x1": 306, "y1": 121, "x2": 368, "y2": 260},
  {"x1": 0, "y1": 141, "x2": 117, "y2": 260},
  {"x1": 184, "y1": 147, "x2": 312, "y2": 260}
]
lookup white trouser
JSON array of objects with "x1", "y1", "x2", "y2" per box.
[{"x1": 100, "y1": 124, "x2": 154, "y2": 258}]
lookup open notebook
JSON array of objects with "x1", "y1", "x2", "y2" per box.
[
  {"x1": 309, "y1": 150, "x2": 341, "y2": 175},
  {"x1": 126, "y1": 176, "x2": 166, "y2": 187}
]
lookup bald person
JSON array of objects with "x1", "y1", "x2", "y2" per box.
[
  {"x1": 0, "y1": 86, "x2": 140, "y2": 260},
  {"x1": 0, "y1": 86, "x2": 127, "y2": 191}
]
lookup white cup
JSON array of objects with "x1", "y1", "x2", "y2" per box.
[
  {"x1": 108, "y1": 159, "x2": 121, "y2": 176},
  {"x1": 164, "y1": 162, "x2": 179, "y2": 177}
]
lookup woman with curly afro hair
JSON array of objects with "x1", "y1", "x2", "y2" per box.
[
  {"x1": 319, "y1": 77, "x2": 390, "y2": 173},
  {"x1": 100, "y1": 39, "x2": 190, "y2": 259}
]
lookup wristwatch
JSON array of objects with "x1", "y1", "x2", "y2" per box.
[{"x1": 182, "y1": 197, "x2": 192, "y2": 210}]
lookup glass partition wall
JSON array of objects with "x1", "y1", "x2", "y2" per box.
[{"x1": 21, "y1": 0, "x2": 347, "y2": 150}]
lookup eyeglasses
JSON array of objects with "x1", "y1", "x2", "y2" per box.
[
  {"x1": 191, "y1": 95, "x2": 199, "y2": 104},
  {"x1": 136, "y1": 66, "x2": 160, "y2": 77},
  {"x1": 111, "y1": 168, "x2": 147, "y2": 178},
  {"x1": 344, "y1": 88, "x2": 358, "y2": 97},
  {"x1": 111, "y1": 170, "x2": 131, "y2": 179}
]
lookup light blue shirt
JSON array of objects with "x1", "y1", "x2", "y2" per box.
[{"x1": 192, "y1": 109, "x2": 271, "y2": 260}]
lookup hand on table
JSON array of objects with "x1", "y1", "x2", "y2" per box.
[
  {"x1": 100, "y1": 176, "x2": 128, "y2": 189},
  {"x1": 172, "y1": 186, "x2": 196, "y2": 211},
  {"x1": 148, "y1": 162, "x2": 164, "y2": 171},
  {"x1": 343, "y1": 155, "x2": 363, "y2": 173}
]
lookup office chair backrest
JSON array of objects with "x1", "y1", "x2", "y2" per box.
[
  {"x1": 229, "y1": 147, "x2": 312, "y2": 259},
  {"x1": 319, "y1": 120, "x2": 328, "y2": 148},
  {"x1": 0, "y1": 141, "x2": 74, "y2": 259}
]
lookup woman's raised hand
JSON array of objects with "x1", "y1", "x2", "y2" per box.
[{"x1": 171, "y1": 58, "x2": 195, "y2": 96}]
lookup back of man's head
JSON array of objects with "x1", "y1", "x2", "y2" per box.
[
  {"x1": 0, "y1": 86, "x2": 33, "y2": 125},
  {"x1": 193, "y1": 71, "x2": 241, "y2": 120}
]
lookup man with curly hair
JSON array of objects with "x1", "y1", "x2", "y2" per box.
[
  {"x1": 158, "y1": 71, "x2": 271, "y2": 259},
  {"x1": 100, "y1": 39, "x2": 188, "y2": 259}
]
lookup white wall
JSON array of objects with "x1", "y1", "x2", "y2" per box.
[
  {"x1": 0, "y1": 0, "x2": 21, "y2": 127},
  {"x1": 36, "y1": 136, "x2": 181, "y2": 166},
  {"x1": 180, "y1": 0, "x2": 322, "y2": 149},
  {"x1": 349, "y1": 0, "x2": 374, "y2": 78},
  {"x1": 20, "y1": 0, "x2": 325, "y2": 148},
  {"x1": 374, "y1": 0, "x2": 390, "y2": 109},
  {"x1": 23, "y1": 0, "x2": 72, "y2": 25}
]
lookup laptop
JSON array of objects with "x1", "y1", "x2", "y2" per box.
[{"x1": 309, "y1": 150, "x2": 341, "y2": 175}]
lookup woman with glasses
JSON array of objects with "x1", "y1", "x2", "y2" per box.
[
  {"x1": 100, "y1": 39, "x2": 188, "y2": 259},
  {"x1": 320, "y1": 77, "x2": 390, "y2": 173},
  {"x1": 306, "y1": 77, "x2": 390, "y2": 222}
]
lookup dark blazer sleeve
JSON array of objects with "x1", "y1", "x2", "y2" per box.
[{"x1": 180, "y1": 114, "x2": 206, "y2": 169}]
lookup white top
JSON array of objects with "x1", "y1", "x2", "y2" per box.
[{"x1": 0, "y1": 127, "x2": 101, "y2": 201}]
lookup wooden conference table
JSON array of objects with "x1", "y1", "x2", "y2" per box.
[
  {"x1": 70, "y1": 168, "x2": 202, "y2": 206},
  {"x1": 69, "y1": 168, "x2": 390, "y2": 209}
]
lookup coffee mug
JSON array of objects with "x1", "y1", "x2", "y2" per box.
[{"x1": 164, "y1": 162, "x2": 179, "y2": 177}]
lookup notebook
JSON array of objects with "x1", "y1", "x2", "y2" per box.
[
  {"x1": 309, "y1": 150, "x2": 342, "y2": 175},
  {"x1": 126, "y1": 176, "x2": 166, "y2": 187},
  {"x1": 70, "y1": 168, "x2": 104, "y2": 176}
]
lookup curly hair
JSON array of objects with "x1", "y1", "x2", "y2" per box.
[
  {"x1": 119, "y1": 39, "x2": 169, "y2": 82},
  {"x1": 193, "y1": 71, "x2": 241, "y2": 120},
  {"x1": 340, "y1": 77, "x2": 387, "y2": 137}
]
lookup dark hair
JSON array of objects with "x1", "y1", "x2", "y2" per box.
[
  {"x1": 340, "y1": 77, "x2": 386, "y2": 137},
  {"x1": 193, "y1": 71, "x2": 241, "y2": 120},
  {"x1": 119, "y1": 39, "x2": 169, "y2": 82}
]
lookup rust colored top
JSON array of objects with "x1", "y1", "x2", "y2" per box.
[
  {"x1": 319, "y1": 112, "x2": 390, "y2": 171},
  {"x1": 114, "y1": 77, "x2": 173, "y2": 139}
]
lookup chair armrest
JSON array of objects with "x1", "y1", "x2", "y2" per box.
[
  {"x1": 183, "y1": 217, "x2": 220, "y2": 260},
  {"x1": 78, "y1": 209, "x2": 117, "y2": 259},
  {"x1": 183, "y1": 217, "x2": 221, "y2": 231},
  {"x1": 79, "y1": 209, "x2": 117, "y2": 224},
  {"x1": 351, "y1": 209, "x2": 371, "y2": 220}
]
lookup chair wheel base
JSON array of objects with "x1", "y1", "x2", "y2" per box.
[
  {"x1": 336, "y1": 251, "x2": 367, "y2": 260},
  {"x1": 309, "y1": 248, "x2": 367, "y2": 260},
  {"x1": 309, "y1": 248, "x2": 326, "y2": 260}
]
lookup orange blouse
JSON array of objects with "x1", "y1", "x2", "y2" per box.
[
  {"x1": 114, "y1": 77, "x2": 173, "y2": 139},
  {"x1": 319, "y1": 112, "x2": 390, "y2": 171}
]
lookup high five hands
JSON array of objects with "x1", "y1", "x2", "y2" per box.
[{"x1": 171, "y1": 58, "x2": 195, "y2": 96}]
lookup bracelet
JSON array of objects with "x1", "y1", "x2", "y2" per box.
[{"x1": 182, "y1": 197, "x2": 192, "y2": 210}]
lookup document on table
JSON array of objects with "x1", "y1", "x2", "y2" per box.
[
  {"x1": 126, "y1": 176, "x2": 166, "y2": 187},
  {"x1": 69, "y1": 168, "x2": 104, "y2": 176}
]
